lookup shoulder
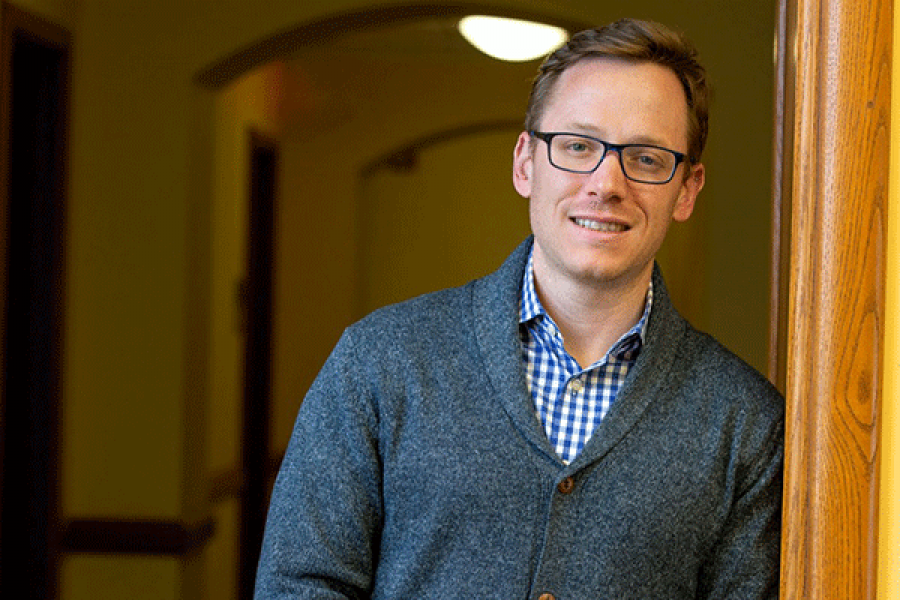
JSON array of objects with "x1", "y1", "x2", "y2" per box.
[
  {"x1": 647, "y1": 266, "x2": 783, "y2": 418},
  {"x1": 325, "y1": 280, "x2": 491, "y2": 380},
  {"x1": 676, "y1": 327, "x2": 785, "y2": 467},
  {"x1": 348, "y1": 282, "x2": 476, "y2": 346},
  {"x1": 684, "y1": 328, "x2": 782, "y2": 409},
  {"x1": 642, "y1": 300, "x2": 784, "y2": 457},
  {"x1": 344, "y1": 237, "x2": 533, "y2": 352}
]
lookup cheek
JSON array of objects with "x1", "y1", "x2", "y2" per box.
[
  {"x1": 528, "y1": 194, "x2": 558, "y2": 240},
  {"x1": 647, "y1": 190, "x2": 688, "y2": 225},
  {"x1": 530, "y1": 167, "x2": 580, "y2": 204},
  {"x1": 527, "y1": 197, "x2": 545, "y2": 231}
]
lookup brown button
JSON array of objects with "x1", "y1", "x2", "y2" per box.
[
  {"x1": 557, "y1": 476, "x2": 575, "y2": 494},
  {"x1": 538, "y1": 594, "x2": 556, "y2": 600}
]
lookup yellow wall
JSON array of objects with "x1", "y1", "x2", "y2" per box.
[
  {"x1": 359, "y1": 130, "x2": 530, "y2": 314},
  {"x1": 880, "y1": 6, "x2": 900, "y2": 598}
]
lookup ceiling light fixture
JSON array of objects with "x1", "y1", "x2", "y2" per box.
[{"x1": 457, "y1": 15, "x2": 568, "y2": 62}]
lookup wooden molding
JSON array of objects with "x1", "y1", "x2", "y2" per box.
[
  {"x1": 209, "y1": 468, "x2": 245, "y2": 503},
  {"x1": 779, "y1": 0, "x2": 890, "y2": 597},
  {"x1": 769, "y1": 0, "x2": 794, "y2": 392},
  {"x1": 208, "y1": 454, "x2": 283, "y2": 504},
  {"x1": 61, "y1": 519, "x2": 215, "y2": 556}
]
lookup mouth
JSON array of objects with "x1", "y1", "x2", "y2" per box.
[{"x1": 572, "y1": 217, "x2": 629, "y2": 233}]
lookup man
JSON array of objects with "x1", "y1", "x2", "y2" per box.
[{"x1": 255, "y1": 18, "x2": 783, "y2": 599}]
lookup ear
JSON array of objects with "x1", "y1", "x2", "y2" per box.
[
  {"x1": 672, "y1": 163, "x2": 705, "y2": 222},
  {"x1": 512, "y1": 131, "x2": 534, "y2": 199}
]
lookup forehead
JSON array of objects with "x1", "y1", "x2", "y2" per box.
[{"x1": 541, "y1": 58, "x2": 690, "y2": 147}]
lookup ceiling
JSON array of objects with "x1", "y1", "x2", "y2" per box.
[{"x1": 271, "y1": 16, "x2": 544, "y2": 144}]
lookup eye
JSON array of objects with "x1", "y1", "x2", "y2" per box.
[
  {"x1": 638, "y1": 154, "x2": 662, "y2": 166},
  {"x1": 559, "y1": 136, "x2": 599, "y2": 156},
  {"x1": 626, "y1": 147, "x2": 671, "y2": 172},
  {"x1": 568, "y1": 141, "x2": 588, "y2": 152}
]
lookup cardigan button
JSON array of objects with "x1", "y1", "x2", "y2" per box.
[
  {"x1": 557, "y1": 477, "x2": 575, "y2": 494},
  {"x1": 538, "y1": 594, "x2": 556, "y2": 600}
]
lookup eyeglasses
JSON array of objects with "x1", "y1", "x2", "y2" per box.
[{"x1": 530, "y1": 131, "x2": 686, "y2": 184}]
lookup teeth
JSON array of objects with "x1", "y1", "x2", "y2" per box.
[{"x1": 574, "y1": 218, "x2": 626, "y2": 232}]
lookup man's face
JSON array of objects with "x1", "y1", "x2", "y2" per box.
[{"x1": 513, "y1": 58, "x2": 705, "y2": 294}]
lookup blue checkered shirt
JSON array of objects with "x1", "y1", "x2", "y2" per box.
[{"x1": 519, "y1": 251, "x2": 651, "y2": 463}]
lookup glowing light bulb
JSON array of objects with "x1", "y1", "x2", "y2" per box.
[{"x1": 458, "y1": 16, "x2": 568, "y2": 62}]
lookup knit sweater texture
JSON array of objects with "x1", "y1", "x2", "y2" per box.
[{"x1": 254, "y1": 238, "x2": 784, "y2": 599}]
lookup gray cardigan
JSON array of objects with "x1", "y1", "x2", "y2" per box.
[{"x1": 255, "y1": 238, "x2": 784, "y2": 599}]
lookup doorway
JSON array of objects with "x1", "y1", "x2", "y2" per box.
[
  {"x1": 0, "y1": 4, "x2": 71, "y2": 599},
  {"x1": 238, "y1": 131, "x2": 279, "y2": 599}
]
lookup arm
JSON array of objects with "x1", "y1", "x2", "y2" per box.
[
  {"x1": 254, "y1": 329, "x2": 383, "y2": 599},
  {"x1": 698, "y1": 407, "x2": 784, "y2": 600}
]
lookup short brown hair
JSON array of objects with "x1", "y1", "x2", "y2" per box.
[{"x1": 524, "y1": 18, "x2": 709, "y2": 165}]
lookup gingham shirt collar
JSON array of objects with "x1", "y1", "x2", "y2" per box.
[
  {"x1": 518, "y1": 250, "x2": 652, "y2": 350},
  {"x1": 519, "y1": 249, "x2": 652, "y2": 463}
]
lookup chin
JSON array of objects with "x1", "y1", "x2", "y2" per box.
[{"x1": 573, "y1": 261, "x2": 651, "y2": 289}]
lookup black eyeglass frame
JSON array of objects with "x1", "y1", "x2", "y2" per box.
[{"x1": 529, "y1": 130, "x2": 687, "y2": 185}]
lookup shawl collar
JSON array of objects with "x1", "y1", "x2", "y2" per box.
[{"x1": 471, "y1": 236, "x2": 689, "y2": 471}]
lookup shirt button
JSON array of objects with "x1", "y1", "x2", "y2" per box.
[
  {"x1": 557, "y1": 477, "x2": 575, "y2": 494},
  {"x1": 569, "y1": 378, "x2": 583, "y2": 393}
]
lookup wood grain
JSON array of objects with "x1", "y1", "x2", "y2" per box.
[{"x1": 780, "y1": 0, "x2": 890, "y2": 597}]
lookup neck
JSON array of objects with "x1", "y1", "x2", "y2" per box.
[{"x1": 532, "y1": 262, "x2": 651, "y2": 368}]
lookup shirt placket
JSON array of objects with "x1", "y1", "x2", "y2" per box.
[{"x1": 546, "y1": 326, "x2": 592, "y2": 462}]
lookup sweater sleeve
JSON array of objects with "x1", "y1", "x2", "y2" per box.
[
  {"x1": 254, "y1": 328, "x2": 382, "y2": 599},
  {"x1": 697, "y1": 393, "x2": 784, "y2": 600}
]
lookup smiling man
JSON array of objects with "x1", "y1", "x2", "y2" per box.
[{"x1": 255, "y1": 19, "x2": 784, "y2": 600}]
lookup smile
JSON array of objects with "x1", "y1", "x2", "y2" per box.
[{"x1": 573, "y1": 218, "x2": 628, "y2": 233}]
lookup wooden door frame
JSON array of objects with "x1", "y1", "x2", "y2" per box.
[{"x1": 775, "y1": 0, "x2": 890, "y2": 597}]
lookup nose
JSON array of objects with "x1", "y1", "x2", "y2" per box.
[{"x1": 584, "y1": 148, "x2": 628, "y2": 195}]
